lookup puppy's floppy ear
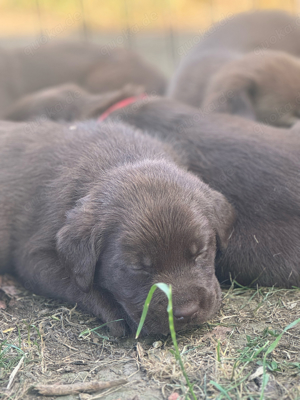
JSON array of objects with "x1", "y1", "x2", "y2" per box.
[
  {"x1": 206, "y1": 189, "x2": 236, "y2": 250},
  {"x1": 203, "y1": 72, "x2": 256, "y2": 120},
  {"x1": 56, "y1": 195, "x2": 103, "y2": 293}
]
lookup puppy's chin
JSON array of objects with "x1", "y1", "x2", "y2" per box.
[{"x1": 117, "y1": 278, "x2": 222, "y2": 337}]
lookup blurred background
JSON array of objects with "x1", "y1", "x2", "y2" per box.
[{"x1": 0, "y1": 0, "x2": 298, "y2": 75}]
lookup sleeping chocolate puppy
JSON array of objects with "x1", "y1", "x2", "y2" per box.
[
  {"x1": 197, "y1": 51, "x2": 300, "y2": 127},
  {"x1": 0, "y1": 120, "x2": 235, "y2": 336},
  {"x1": 4, "y1": 83, "x2": 144, "y2": 122},
  {"x1": 8, "y1": 88, "x2": 300, "y2": 289},
  {"x1": 0, "y1": 41, "x2": 166, "y2": 117},
  {"x1": 169, "y1": 10, "x2": 300, "y2": 126},
  {"x1": 105, "y1": 97, "x2": 300, "y2": 288}
]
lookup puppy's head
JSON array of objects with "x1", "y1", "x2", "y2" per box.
[
  {"x1": 202, "y1": 51, "x2": 300, "y2": 127},
  {"x1": 56, "y1": 160, "x2": 235, "y2": 335}
]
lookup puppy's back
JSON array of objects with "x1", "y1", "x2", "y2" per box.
[
  {"x1": 0, "y1": 120, "x2": 176, "y2": 273},
  {"x1": 16, "y1": 42, "x2": 166, "y2": 98},
  {"x1": 196, "y1": 10, "x2": 300, "y2": 55}
]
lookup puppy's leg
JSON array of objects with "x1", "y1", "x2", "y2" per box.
[
  {"x1": 76, "y1": 288, "x2": 129, "y2": 337},
  {"x1": 15, "y1": 253, "x2": 128, "y2": 337}
]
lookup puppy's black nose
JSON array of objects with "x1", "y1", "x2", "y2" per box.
[{"x1": 173, "y1": 302, "x2": 199, "y2": 321}]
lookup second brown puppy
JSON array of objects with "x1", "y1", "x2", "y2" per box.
[{"x1": 169, "y1": 10, "x2": 300, "y2": 126}]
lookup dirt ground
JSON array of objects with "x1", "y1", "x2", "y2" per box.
[{"x1": 1, "y1": 274, "x2": 300, "y2": 400}]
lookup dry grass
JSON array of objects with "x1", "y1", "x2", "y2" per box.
[{"x1": 1, "y1": 275, "x2": 300, "y2": 399}]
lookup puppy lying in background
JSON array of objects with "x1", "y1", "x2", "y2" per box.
[
  {"x1": 201, "y1": 51, "x2": 300, "y2": 127},
  {"x1": 0, "y1": 120, "x2": 235, "y2": 336},
  {"x1": 10, "y1": 51, "x2": 300, "y2": 128},
  {"x1": 8, "y1": 82, "x2": 300, "y2": 147},
  {"x1": 0, "y1": 41, "x2": 166, "y2": 117},
  {"x1": 169, "y1": 10, "x2": 300, "y2": 126},
  {"x1": 4, "y1": 83, "x2": 144, "y2": 122},
  {"x1": 105, "y1": 97, "x2": 300, "y2": 288}
]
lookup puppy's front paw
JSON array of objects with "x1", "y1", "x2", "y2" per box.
[
  {"x1": 78, "y1": 289, "x2": 130, "y2": 337},
  {"x1": 106, "y1": 318, "x2": 129, "y2": 337}
]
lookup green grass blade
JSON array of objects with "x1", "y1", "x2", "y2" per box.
[
  {"x1": 135, "y1": 282, "x2": 197, "y2": 400},
  {"x1": 265, "y1": 317, "x2": 300, "y2": 356},
  {"x1": 135, "y1": 284, "x2": 159, "y2": 339},
  {"x1": 210, "y1": 381, "x2": 233, "y2": 400},
  {"x1": 260, "y1": 317, "x2": 300, "y2": 400},
  {"x1": 79, "y1": 319, "x2": 123, "y2": 338}
]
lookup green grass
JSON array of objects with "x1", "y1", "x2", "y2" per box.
[
  {"x1": 0, "y1": 321, "x2": 44, "y2": 391},
  {"x1": 260, "y1": 317, "x2": 300, "y2": 400},
  {"x1": 209, "y1": 318, "x2": 300, "y2": 399},
  {"x1": 0, "y1": 340, "x2": 25, "y2": 373},
  {"x1": 136, "y1": 282, "x2": 300, "y2": 400},
  {"x1": 136, "y1": 282, "x2": 197, "y2": 400}
]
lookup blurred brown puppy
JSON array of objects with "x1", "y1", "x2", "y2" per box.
[
  {"x1": 104, "y1": 96, "x2": 300, "y2": 288},
  {"x1": 169, "y1": 10, "x2": 300, "y2": 126},
  {"x1": 201, "y1": 51, "x2": 300, "y2": 127},
  {"x1": 4, "y1": 83, "x2": 144, "y2": 122},
  {"x1": 0, "y1": 41, "x2": 166, "y2": 117},
  {"x1": 0, "y1": 120, "x2": 235, "y2": 336}
]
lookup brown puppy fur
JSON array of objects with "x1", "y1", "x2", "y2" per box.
[
  {"x1": 0, "y1": 42, "x2": 166, "y2": 117},
  {"x1": 0, "y1": 120, "x2": 235, "y2": 336},
  {"x1": 169, "y1": 10, "x2": 300, "y2": 126},
  {"x1": 8, "y1": 90, "x2": 300, "y2": 289},
  {"x1": 4, "y1": 83, "x2": 144, "y2": 122},
  {"x1": 106, "y1": 97, "x2": 300, "y2": 288},
  {"x1": 202, "y1": 51, "x2": 300, "y2": 127}
]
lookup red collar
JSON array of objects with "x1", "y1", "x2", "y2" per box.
[{"x1": 98, "y1": 94, "x2": 146, "y2": 121}]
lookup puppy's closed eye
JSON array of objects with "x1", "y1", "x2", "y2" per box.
[
  {"x1": 129, "y1": 256, "x2": 152, "y2": 274},
  {"x1": 194, "y1": 250, "x2": 210, "y2": 265},
  {"x1": 189, "y1": 242, "x2": 199, "y2": 257},
  {"x1": 130, "y1": 264, "x2": 151, "y2": 274},
  {"x1": 188, "y1": 242, "x2": 206, "y2": 261}
]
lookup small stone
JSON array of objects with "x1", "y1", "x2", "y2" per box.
[
  {"x1": 79, "y1": 394, "x2": 91, "y2": 400},
  {"x1": 168, "y1": 393, "x2": 180, "y2": 400},
  {"x1": 249, "y1": 366, "x2": 264, "y2": 381}
]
